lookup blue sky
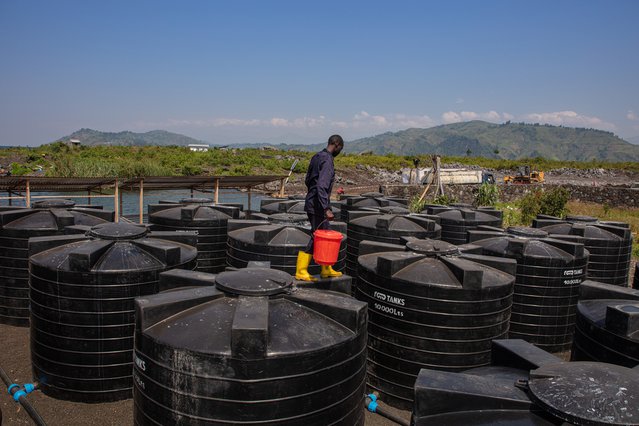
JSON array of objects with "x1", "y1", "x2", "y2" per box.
[{"x1": 1, "y1": 0, "x2": 638, "y2": 146}]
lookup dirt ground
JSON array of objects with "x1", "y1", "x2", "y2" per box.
[{"x1": 0, "y1": 323, "x2": 409, "y2": 426}]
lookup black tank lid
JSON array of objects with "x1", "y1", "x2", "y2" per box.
[
  {"x1": 506, "y1": 226, "x2": 548, "y2": 238},
  {"x1": 32, "y1": 199, "x2": 76, "y2": 208},
  {"x1": 88, "y1": 222, "x2": 148, "y2": 240},
  {"x1": 565, "y1": 215, "x2": 599, "y2": 223},
  {"x1": 528, "y1": 361, "x2": 639, "y2": 425},
  {"x1": 405, "y1": 239, "x2": 460, "y2": 257},
  {"x1": 178, "y1": 197, "x2": 213, "y2": 204},
  {"x1": 267, "y1": 213, "x2": 308, "y2": 225},
  {"x1": 215, "y1": 268, "x2": 292, "y2": 296}
]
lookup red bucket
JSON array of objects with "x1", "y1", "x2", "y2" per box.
[{"x1": 313, "y1": 229, "x2": 344, "y2": 265}]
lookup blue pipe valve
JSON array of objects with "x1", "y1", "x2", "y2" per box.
[
  {"x1": 7, "y1": 383, "x2": 37, "y2": 402},
  {"x1": 366, "y1": 393, "x2": 378, "y2": 413}
]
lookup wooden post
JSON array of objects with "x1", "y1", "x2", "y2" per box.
[
  {"x1": 114, "y1": 178, "x2": 119, "y2": 222},
  {"x1": 139, "y1": 179, "x2": 144, "y2": 224},
  {"x1": 25, "y1": 179, "x2": 31, "y2": 207},
  {"x1": 87, "y1": 190, "x2": 92, "y2": 205},
  {"x1": 247, "y1": 186, "x2": 252, "y2": 212},
  {"x1": 8, "y1": 191, "x2": 11, "y2": 206},
  {"x1": 214, "y1": 178, "x2": 220, "y2": 204}
]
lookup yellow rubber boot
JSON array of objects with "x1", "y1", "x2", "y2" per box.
[
  {"x1": 320, "y1": 265, "x2": 343, "y2": 278},
  {"x1": 295, "y1": 251, "x2": 317, "y2": 281}
]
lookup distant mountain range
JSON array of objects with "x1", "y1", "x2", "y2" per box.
[{"x1": 55, "y1": 121, "x2": 639, "y2": 162}]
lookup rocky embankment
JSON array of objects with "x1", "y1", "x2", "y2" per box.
[{"x1": 278, "y1": 164, "x2": 639, "y2": 207}]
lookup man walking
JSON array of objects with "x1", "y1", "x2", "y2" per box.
[{"x1": 295, "y1": 134, "x2": 344, "y2": 281}]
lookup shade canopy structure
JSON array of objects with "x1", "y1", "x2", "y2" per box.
[{"x1": 0, "y1": 175, "x2": 288, "y2": 222}]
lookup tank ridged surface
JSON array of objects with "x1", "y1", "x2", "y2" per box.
[
  {"x1": 467, "y1": 227, "x2": 588, "y2": 353},
  {"x1": 572, "y1": 299, "x2": 639, "y2": 368},
  {"x1": 133, "y1": 267, "x2": 368, "y2": 425},
  {"x1": 422, "y1": 206, "x2": 503, "y2": 245},
  {"x1": 413, "y1": 339, "x2": 639, "y2": 426},
  {"x1": 29, "y1": 222, "x2": 198, "y2": 402},
  {"x1": 533, "y1": 215, "x2": 633, "y2": 286},
  {"x1": 357, "y1": 242, "x2": 516, "y2": 409},
  {"x1": 346, "y1": 213, "x2": 441, "y2": 290},
  {"x1": 158, "y1": 198, "x2": 246, "y2": 218},
  {"x1": 0, "y1": 202, "x2": 114, "y2": 326},
  {"x1": 259, "y1": 197, "x2": 341, "y2": 218},
  {"x1": 148, "y1": 202, "x2": 241, "y2": 273},
  {"x1": 339, "y1": 195, "x2": 407, "y2": 222},
  {"x1": 260, "y1": 199, "x2": 306, "y2": 215},
  {"x1": 226, "y1": 222, "x2": 347, "y2": 276}
]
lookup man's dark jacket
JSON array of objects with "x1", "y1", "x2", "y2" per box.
[{"x1": 304, "y1": 148, "x2": 334, "y2": 215}]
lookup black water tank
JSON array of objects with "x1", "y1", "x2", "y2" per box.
[
  {"x1": 423, "y1": 205, "x2": 503, "y2": 245},
  {"x1": 226, "y1": 221, "x2": 347, "y2": 276},
  {"x1": 260, "y1": 198, "x2": 306, "y2": 215},
  {"x1": 158, "y1": 197, "x2": 246, "y2": 218},
  {"x1": 133, "y1": 267, "x2": 368, "y2": 425},
  {"x1": 533, "y1": 215, "x2": 633, "y2": 287},
  {"x1": 29, "y1": 223, "x2": 198, "y2": 402},
  {"x1": 468, "y1": 226, "x2": 588, "y2": 353},
  {"x1": 412, "y1": 339, "x2": 639, "y2": 426},
  {"x1": 259, "y1": 197, "x2": 341, "y2": 218},
  {"x1": 635, "y1": 264, "x2": 639, "y2": 289},
  {"x1": 346, "y1": 213, "x2": 441, "y2": 288},
  {"x1": 148, "y1": 202, "x2": 241, "y2": 273},
  {"x1": 265, "y1": 212, "x2": 310, "y2": 225},
  {"x1": 357, "y1": 239, "x2": 516, "y2": 409},
  {"x1": 340, "y1": 194, "x2": 407, "y2": 222},
  {"x1": 357, "y1": 205, "x2": 411, "y2": 216},
  {"x1": 572, "y1": 280, "x2": 639, "y2": 368},
  {"x1": 0, "y1": 202, "x2": 114, "y2": 326}
]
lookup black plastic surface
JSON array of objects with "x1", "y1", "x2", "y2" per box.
[
  {"x1": 528, "y1": 361, "x2": 639, "y2": 425},
  {"x1": 0, "y1": 205, "x2": 113, "y2": 326},
  {"x1": 133, "y1": 268, "x2": 367, "y2": 425},
  {"x1": 468, "y1": 227, "x2": 588, "y2": 352},
  {"x1": 226, "y1": 222, "x2": 347, "y2": 277},
  {"x1": 357, "y1": 248, "x2": 515, "y2": 409},
  {"x1": 572, "y1": 299, "x2": 639, "y2": 368},
  {"x1": 29, "y1": 223, "x2": 197, "y2": 402},
  {"x1": 148, "y1": 203, "x2": 241, "y2": 273}
]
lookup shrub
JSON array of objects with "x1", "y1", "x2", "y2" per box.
[
  {"x1": 518, "y1": 187, "x2": 570, "y2": 225},
  {"x1": 432, "y1": 194, "x2": 457, "y2": 206},
  {"x1": 538, "y1": 187, "x2": 570, "y2": 217},
  {"x1": 408, "y1": 196, "x2": 427, "y2": 213},
  {"x1": 9, "y1": 162, "x2": 32, "y2": 176},
  {"x1": 474, "y1": 183, "x2": 499, "y2": 207}
]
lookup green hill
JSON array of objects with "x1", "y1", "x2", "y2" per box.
[
  {"x1": 339, "y1": 121, "x2": 639, "y2": 162},
  {"x1": 56, "y1": 122, "x2": 639, "y2": 162},
  {"x1": 56, "y1": 129, "x2": 207, "y2": 147}
]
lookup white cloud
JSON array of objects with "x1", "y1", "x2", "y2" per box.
[
  {"x1": 442, "y1": 111, "x2": 462, "y2": 124},
  {"x1": 523, "y1": 110, "x2": 615, "y2": 130},
  {"x1": 627, "y1": 110, "x2": 638, "y2": 121},
  {"x1": 350, "y1": 111, "x2": 434, "y2": 129},
  {"x1": 135, "y1": 111, "x2": 436, "y2": 135},
  {"x1": 442, "y1": 110, "x2": 507, "y2": 124},
  {"x1": 270, "y1": 118, "x2": 290, "y2": 127},
  {"x1": 461, "y1": 111, "x2": 479, "y2": 120}
]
